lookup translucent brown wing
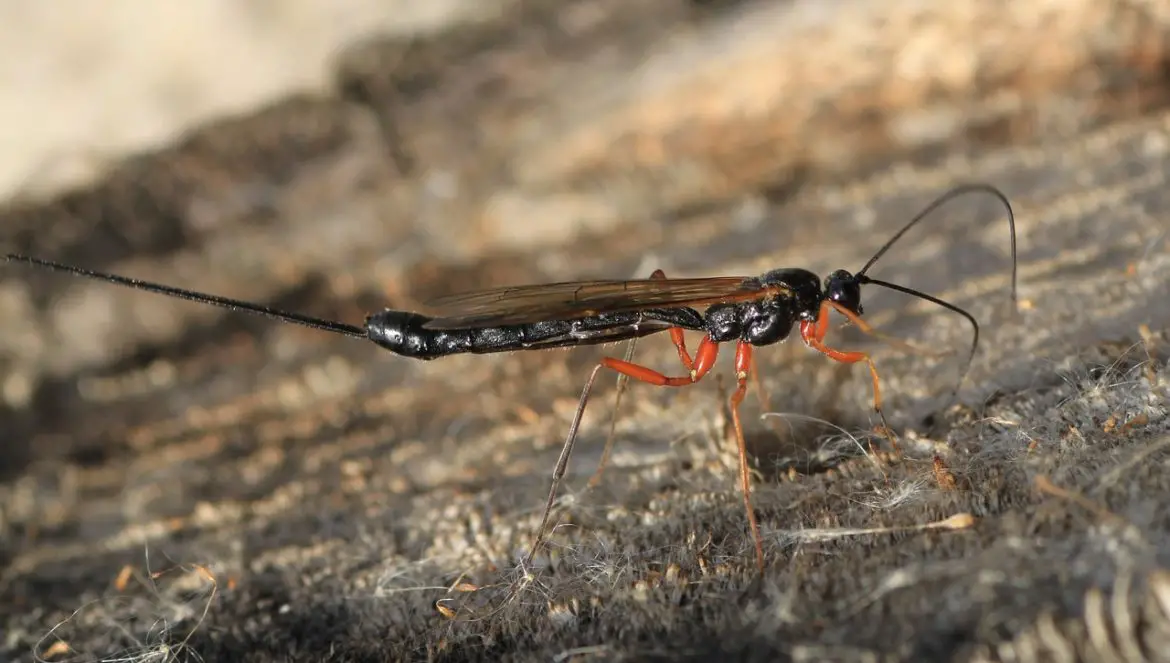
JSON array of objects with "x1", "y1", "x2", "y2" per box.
[{"x1": 421, "y1": 276, "x2": 773, "y2": 329}]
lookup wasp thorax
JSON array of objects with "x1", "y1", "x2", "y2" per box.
[{"x1": 704, "y1": 299, "x2": 796, "y2": 346}]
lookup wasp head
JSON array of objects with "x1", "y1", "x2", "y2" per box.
[{"x1": 824, "y1": 269, "x2": 863, "y2": 316}]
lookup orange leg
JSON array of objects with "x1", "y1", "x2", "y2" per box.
[
  {"x1": 826, "y1": 302, "x2": 951, "y2": 360},
  {"x1": 800, "y1": 300, "x2": 896, "y2": 451},
  {"x1": 526, "y1": 333, "x2": 722, "y2": 569},
  {"x1": 729, "y1": 342, "x2": 766, "y2": 574},
  {"x1": 525, "y1": 333, "x2": 768, "y2": 575},
  {"x1": 600, "y1": 334, "x2": 719, "y2": 386},
  {"x1": 588, "y1": 269, "x2": 697, "y2": 489},
  {"x1": 599, "y1": 338, "x2": 764, "y2": 573}
]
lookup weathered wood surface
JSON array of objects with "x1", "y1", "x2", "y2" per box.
[{"x1": 3, "y1": 1, "x2": 1170, "y2": 661}]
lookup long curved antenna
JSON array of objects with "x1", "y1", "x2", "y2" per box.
[
  {"x1": 857, "y1": 276, "x2": 980, "y2": 408},
  {"x1": 856, "y1": 183, "x2": 1019, "y2": 308},
  {"x1": 4, "y1": 253, "x2": 368, "y2": 339},
  {"x1": 853, "y1": 183, "x2": 1020, "y2": 417}
]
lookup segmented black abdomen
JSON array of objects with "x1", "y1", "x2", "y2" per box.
[
  {"x1": 365, "y1": 307, "x2": 706, "y2": 359},
  {"x1": 366, "y1": 310, "x2": 534, "y2": 359}
]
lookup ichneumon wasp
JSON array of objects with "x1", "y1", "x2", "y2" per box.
[{"x1": 5, "y1": 183, "x2": 1019, "y2": 573}]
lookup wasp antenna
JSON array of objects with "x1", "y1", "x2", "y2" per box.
[
  {"x1": 856, "y1": 183, "x2": 1019, "y2": 308},
  {"x1": 857, "y1": 275, "x2": 979, "y2": 410},
  {"x1": 4, "y1": 253, "x2": 368, "y2": 339},
  {"x1": 852, "y1": 184, "x2": 1019, "y2": 420}
]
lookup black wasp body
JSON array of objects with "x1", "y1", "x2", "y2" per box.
[
  {"x1": 366, "y1": 307, "x2": 705, "y2": 359},
  {"x1": 4, "y1": 184, "x2": 1019, "y2": 575},
  {"x1": 368, "y1": 268, "x2": 859, "y2": 360}
]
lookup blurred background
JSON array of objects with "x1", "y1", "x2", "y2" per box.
[
  {"x1": 3, "y1": 0, "x2": 1166, "y2": 386},
  {"x1": 0, "y1": 1, "x2": 484, "y2": 201},
  {"x1": 3, "y1": 1, "x2": 1170, "y2": 660}
]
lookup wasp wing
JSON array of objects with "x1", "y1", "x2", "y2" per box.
[{"x1": 421, "y1": 276, "x2": 772, "y2": 329}]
